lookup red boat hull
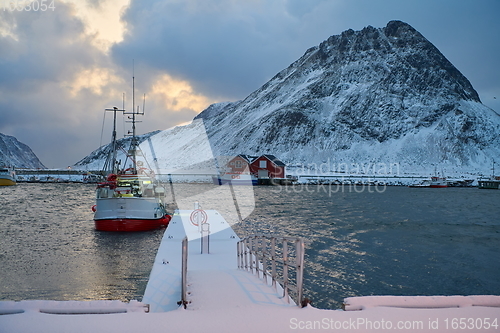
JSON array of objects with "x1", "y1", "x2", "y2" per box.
[{"x1": 95, "y1": 215, "x2": 171, "y2": 232}]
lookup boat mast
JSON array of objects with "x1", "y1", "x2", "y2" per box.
[
  {"x1": 104, "y1": 106, "x2": 125, "y2": 175},
  {"x1": 112, "y1": 107, "x2": 118, "y2": 174},
  {"x1": 123, "y1": 63, "x2": 144, "y2": 172},
  {"x1": 132, "y1": 67, "x2": 136, "y2": 141}
]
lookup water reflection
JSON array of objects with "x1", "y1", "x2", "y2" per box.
[{"x1": 0, "y1": 183, "x2": 163, "y2": 302}]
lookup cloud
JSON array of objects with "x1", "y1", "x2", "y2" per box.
[
  {"x1": 0, "y1": 1, "x2": 212, "y2": 167},
  {"x1": 151, "y1": 74, "x2": 218, "y2": 113},
  {"x1": 1, "y1": 0, "x2": 499, "y2": 168},
  {"x1": 112, "y1": 0, "x2": 310, "y2": 100},
  {"x1": 0, "y1": 3, "x2": 119, "y2": 167},
  {"x1": 63, "y1": 0, "x2": 130, "y2": 52}
]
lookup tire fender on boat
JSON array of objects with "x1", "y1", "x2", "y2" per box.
[{"x1": 91, "y1": 205, "x2": 97, "y2": 212}]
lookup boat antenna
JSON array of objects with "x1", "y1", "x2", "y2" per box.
[
  {"x1": 111, "y1": 106, "x2": 118, "y2": 173},
  {"x1": 103, "y1": 106, "x2": 125, "y2": 175},
  {"x1": 123, "y1": 60, "x2": 144, "y2": 171},
  {"x1": 132, "y1": 60, "x2": 135, "y2": 140},
  {"x1": 142, "y1": 93, "x2": 146, "y2": 115},
  {"x1": 122, "y1": 92, "x2": 126, "y2": 137}
]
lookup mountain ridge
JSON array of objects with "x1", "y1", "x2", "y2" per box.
[
  {"x1": 0, "y1": 133, "x2": 46, "y2": 169},
  {"x1": 193, "y1": 20, "x2": 500, "y2": 175}
]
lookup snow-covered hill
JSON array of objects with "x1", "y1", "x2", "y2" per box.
[
  {"x1": 76, "y1": 21, "x2": 500, "y2": 177},
  {"x1": 0, "y1": 133, "x2": 46, "y2": 169},
  {"x1": 194, "y1": 20, "x2": 500, "y2": 176},
  {"x1": 73, "y1": 131, "x2": 160, "y2": 171},
  {"x1": 73, "y1": 121, "x2": 218, "y2": 176}
]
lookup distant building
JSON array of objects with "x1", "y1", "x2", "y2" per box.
[
  {"x1": 226, "y1": 155, "x2": 255, "y2": 175},
  {"x1": 250, "y1": 154, "x2": 286, "y2": 179},
  {"x1": 225, "y1": 154, "x2": 286, "y2": 179}
]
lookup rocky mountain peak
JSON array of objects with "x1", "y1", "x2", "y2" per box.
[
  {"x1": 0, "y1": 133, "x2": 46, "y2": 169},
  {"x1": 384, "y1": 20, "x2": 419, "y2": 38},
  {"x1": 192, "y1": 21, "x2": 499, "y2": 174}
]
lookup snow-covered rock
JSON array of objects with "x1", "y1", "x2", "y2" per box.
[
  {"x1": 0, "y1": 133, "x2": 46, "y2": 169},
  {"x1": 73, "y1": 131, "x2": 160, "y2": 171},
  {"x1": 195, "y1": 20, "x2": 500, "y2": 176}
]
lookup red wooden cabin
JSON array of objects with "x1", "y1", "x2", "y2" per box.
[{"x1": 249, "y1": 154, "x2": 285, "y2": 179}]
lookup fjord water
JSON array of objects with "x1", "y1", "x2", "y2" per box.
[
  {"x1": 239, "y1": 185, "x2": 500, "y2": 309},
  {"x1": 0, "y1": 183, "x2": 164, "y2": 302},
  {"x1": 1, "y1": 183, "x2": 499, "y2": 309}
]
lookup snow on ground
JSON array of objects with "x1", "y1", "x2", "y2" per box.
[
  {"x1": 139, "y1": 119, "x2": 216, "y2": 175},
  {"x1": 1, "y1": 301, "x2": 499, "y2": 333}
]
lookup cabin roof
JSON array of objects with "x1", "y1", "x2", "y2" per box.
[
  {"x1": 236, "y1": 154, "x2": 258, "y2": 163},
  {"x1": 256, "y1": 154, "x2": 286, "y2": 167}
]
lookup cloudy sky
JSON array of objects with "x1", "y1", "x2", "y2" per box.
[{"x1": 1, "y1": 0, "x2": 499, "y2": 168}]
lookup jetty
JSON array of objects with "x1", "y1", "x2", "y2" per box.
[{"x1": 1, "y1": 208, "x2": 499, "y2": 332}]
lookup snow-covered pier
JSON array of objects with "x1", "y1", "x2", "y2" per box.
[
  {"x1": 1, "y1": 209, "x2": 499, "y2": 332},
  {"x1": 142, "y1": 209, "x2": 297, "y2": 312}
]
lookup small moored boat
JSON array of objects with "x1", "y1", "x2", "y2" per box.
[
  {"x1": 430, "y1": 176, "x2": 447, "y2": 188},
  {"x1": 408, "y1": 179, "x2": 430, "y2": 188},
  {"x1": 478, "y1": 161, "x2": 500, "y2": 189},
  {"x1": 0, "y1": 166, "x2": 16, "y2": 186}
]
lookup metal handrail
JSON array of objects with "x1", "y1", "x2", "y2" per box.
[
  {"x1": 237, "y1": 235, "x2": 305, "y2": 307},
  {"x1": 178, "y1": 237, "x2": 188, "y2": 308}
]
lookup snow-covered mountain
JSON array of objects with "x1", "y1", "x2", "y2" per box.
[
  {"x1": 0, "y1": 133, "x2": 46, "y2": 169},
  {"x1": 194, "y1": 20, "x2": 500, "y2": 176},
  {"x1": 73, "y1": 131, "x2": 161, "y2": 170},
  {"x1": 76, "y1": 20, "x2": 500, "y2": 177},
  {"x1": 75, "y1": 119, "x2": 220, "y2": 172}
]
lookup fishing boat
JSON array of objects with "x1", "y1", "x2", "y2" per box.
[
  {"x1": 0, "y1": 166, "x2": 16, "y2": 186},
  {"x1": 478, "y1": 161, "x2": 500, "y2": 189},
  {"x1": 429, "y1": 176, "x2": 447, "y2": 188},
  {"x1": 428, "y1": 167, "x2": 448, "y2": 188},
  {"x1": 92, "y1": 80, "x2": 171, "y2": 232},
  {"x1": 478, "y1": 177, "x2": 500, "y2": 189},
  {"x1": 408, "y1": 179, "x2": 431, "y2": 188}
]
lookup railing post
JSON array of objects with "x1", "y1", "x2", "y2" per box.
[
  {"x1": 243, "y1": 238, "x2": 249, "y2": 271},
  {"x1": 262, "y1": 238, "x2": 267, "y2": 284},
  {"x1": 180, "y1": 237, "x2": 188, "y2": 308},
  {"x1": 255, "y1": 235, "x2": 261, "y2": 279},
  {"x1": 201, "y1": 222, "x2": 210, "y2": 254},
  {"x1": 248, "y1": 237, "x2": 254, "y2": 274},
  {"x1": 282, "y1": 239, "x2": 289, "y2": 303},
  {"x1": 295, "y1": 238, "x2": 305, "y2": 307},
  {"x1": 238, "y1": 241, "x2": 243, "y2": 270},
  {"x1": 270, "y1": 237, "x2": 277, "y2": 289}
]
